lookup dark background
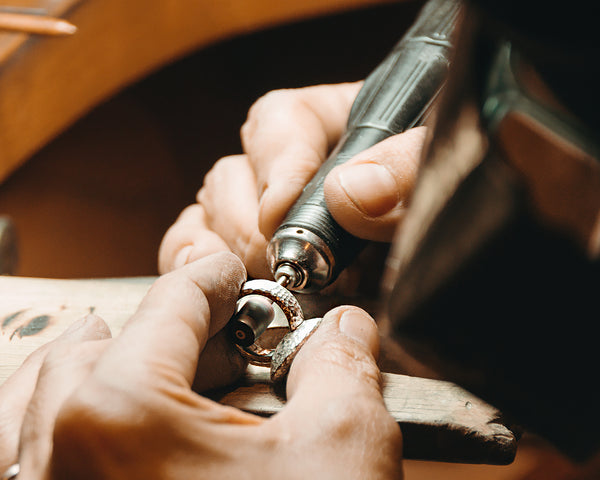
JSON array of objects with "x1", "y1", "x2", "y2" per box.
[{"x1": 0, "y1": 1, "x2": 421, "y2": 278}]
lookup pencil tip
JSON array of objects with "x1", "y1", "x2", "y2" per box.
[{"x1": 57, "y1": 20, "x2": 77, "y2": 35}]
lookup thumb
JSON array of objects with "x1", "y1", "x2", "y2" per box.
[
  {"x1": 274, "y1": 307, "x2": 402, "y2": 477},
  {"x1": 324, "y1": 126, "x2": 427, "y2": 242},
  {"x1": 284, "y1": 306, "x2": 381, "y2": 405}
]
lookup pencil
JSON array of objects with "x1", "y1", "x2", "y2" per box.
[{"x1": 0, "y1": 12, "x2": 77, "y2": 36}]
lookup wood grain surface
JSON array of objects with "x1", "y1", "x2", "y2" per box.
[
  {"x1": 0, "y1": 275, "x2": 153, "y2": 383},
  {"x1": 214, "y1": 366, "x2": 517, "y2": 464},
  {"x1": 0, "y1": 274, "x2": 516, "y2": 464}
]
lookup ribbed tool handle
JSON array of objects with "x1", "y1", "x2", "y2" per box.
[{"x1": 277, "y1": 0, "x2": 460, "y2": 285}]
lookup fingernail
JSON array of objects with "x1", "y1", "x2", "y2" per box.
[
  {"x1": 61, "y1": 316, "x2": 88, "y2": 336},
  {"x1": 338, "y1": 309, "x2": 379, "y2": 357},
  {"x1": 173, "y1": 245, "x2": 193, "y2": 270},
  {"x1": 338, "y1": 163, "x2": 399, "y2": 217}
]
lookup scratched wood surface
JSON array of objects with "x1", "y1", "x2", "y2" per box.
[
  {"x1": 0, "y1": 274, "x2": 518, "y2": 465},
  {"x1": 0, "y1": 0, "x2": 397, "y2": 183},
  {"x1": 214, "y1": 365, "x2": 517, "y2": 464},
  {"x1": 0, "y1": 275, "x2": 153, "y2": 383}
]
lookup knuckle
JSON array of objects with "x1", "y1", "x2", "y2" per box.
[
  {"x1": 251, "y1": 88, "x2": 295, "y2": 113},
  {"x1": 200, "y1": 162, "x2": 220, "y2": 196},
  {"x1": 313, "y1": 342, "x2": 382, "y2": 392},
  {"x1": 54, "y1": 377, "x2": 159, "y2": 459},
  {"x1": 146, "y1": 264, "x2": 213, "y2": 325},
  {"x1": 379, "y1": 412, "x2": 403, "y2": 449},
  {"x1": 240, "y1": 89, "x2": 294, "y2": 151},
  {"x1": 320, "y1": 401, "x2": 361, "y2": 439},
  {"x1": 195, "y1": 186, "x2": 209, "y2": 210},
  {"x1": 199, "y1": 155, "x2": 242, "y2": 202},
  {"x1": 158, "y1": 230, "x2": 189, "y2": 274},
  {"x1": 160, "y1": 204, "x2": 196, "y2": 243},
  {"x1": 239, "y1": 119, "x2": 253, "y2": 147},
  {"x1": 242, "y1": 89, "x2": 299, "y2": 140}
]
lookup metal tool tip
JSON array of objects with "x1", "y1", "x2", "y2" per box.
[
  {"x1": 276, "y1": 274, "x2": 291, "y2": 288},
  {"x1": 274, "y1": 262, "x2": 302, "y2": 290}
]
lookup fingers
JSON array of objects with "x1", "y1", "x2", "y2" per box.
[
  {"x1": 159, "y1": 155, "x2": 269, "y2": 279},
  {"x1": 192, "y1": 330, "x2": 247, "y2": 392},
  {"x1": 18, "y1": 317, "x2": 111, "y2": 479},
  {"x1": 0, "y1": 316, "x2": 111, "y2": 471},
  {"x1": 0, "y1": 347, "x2": 51, "y2": 470},
  {"x1": 324, "y1": 126, "x2": 427, "y2": 241},
  {"x1": 272, "y1": 306, "x2": 402, "y2": 477},
  {"x1": 242, "y1": 83, "x2": 362, "y2": 237},
  {"x1": 90, "y1": 252, "x2": 246, "y2": 393},
  {"x1": 284, "y1": 306, "x2": 381, "y2": 408},
  {"x1": 198, "y1": 155, "x2": 270, "y2": 279},
  {"x1": 158, "y1": 204, "x2": 231, "y2": 274},
  {"x1": 160, "y1": 82, "x2": 423, "y2": 286}
]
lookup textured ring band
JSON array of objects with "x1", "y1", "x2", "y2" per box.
[
  {"x1": 238, "y1": 279, "x2": 304, "y2": 330},
  {"x1": 1, "y1": 463, "x2": 19, "y2": 480},
  {"x1": 235, "y1": 279, "x2": 304, "y2": 366}
]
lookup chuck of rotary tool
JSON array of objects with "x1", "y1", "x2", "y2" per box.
[{"x1": 267, "y1": 226, "x2": 335, "y2": 292}]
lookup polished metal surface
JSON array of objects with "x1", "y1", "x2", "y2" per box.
[
  {"x1": 267, "y1": 227, "x2": 334, "y2": 292},
  {"x1": 270, "y1": 317, "x2": 322, "y2": 382},
  {"x1": 228, "y1": 295, "x2": 275, "y2": 347},
  {"x1": 234, "y1": 279, "x2": 305, "y2": 366},
  {"x1": 237, "y1": 279, "x2": 304, "y2": 330}
]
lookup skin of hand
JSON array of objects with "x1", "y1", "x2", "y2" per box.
[
  {"x1": 1, "y1": 252, "x2": 402, "y2": 480},
  {"x1": 158, "y1": 82, "x2": 427, "y2": 277}
]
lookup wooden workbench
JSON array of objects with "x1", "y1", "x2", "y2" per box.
[
  {"x1": 1, "y1": 1, "x2": 597, "y2": 476},
  {"x1": 0, "y1": 0, "x2": 397, "y2": 183}
]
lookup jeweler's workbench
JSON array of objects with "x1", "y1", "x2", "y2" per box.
[{"x1": 0, "y1": 274, "x2": 517, "y2": 465}]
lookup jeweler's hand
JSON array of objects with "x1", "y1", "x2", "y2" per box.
[
  {"x1": 0, "y1": 314, "x2": 112, "y2": 474},
  {"x1": 9, "y1": 252, "x2": 402, "y2": 479},
  {"x1": 159, "y1": 83, "x2": 427, "y2": 278},
  {"x1": 0, "y1": 252, "x2": 246, "y2": 478}
]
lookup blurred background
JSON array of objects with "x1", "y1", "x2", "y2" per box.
[{"x1": 0, "y1": 0, "x2": 419, "y2": 278}]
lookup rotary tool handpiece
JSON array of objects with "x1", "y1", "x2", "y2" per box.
[{"x1": 267, "y1": 0, "x2": 459, "y2": 292}]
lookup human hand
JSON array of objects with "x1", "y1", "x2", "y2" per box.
[
  {"x1": 3, "y1": 251, "x2": 402, "y2": 479},
  {"x1": 0, "y1": 252, "x2": 246, "y2": 478},
  {"x1": 0, "y1": 312, "x2": 112, "y2": 474},
  {"x1": 159, "y1": 83, "x2": 427, "y2": 278}
]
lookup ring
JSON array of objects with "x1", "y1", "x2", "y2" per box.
[
  {"x1": 237, "y1": 279, "x2": 304, "y2": 330},
  {"x1": 1, "y1": 463, "x2": 19, "y2": 480},
  {"x1": 271, "y1": 317, "x2": 322, "y2": 382},
  {"x1": 235, "y1": 279, "x2": 304, "y2": 366}
]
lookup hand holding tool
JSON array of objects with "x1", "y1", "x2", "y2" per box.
[
  {"x1": 267, "y1": 0, "x2": 459, "y2": 293},
  {"x1": 221, "y1": 0, "x2": 520, "y2": 465},
  {"x1": 228, "y1": 0, "x2": 460, "y2": 374},
  {"x1": 227, "y1": 0, "x2": 461, "y2": 380}
]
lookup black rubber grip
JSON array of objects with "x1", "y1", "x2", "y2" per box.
[{"x1": 276, "y1": 0, "x2": 460, "y2": 287}]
